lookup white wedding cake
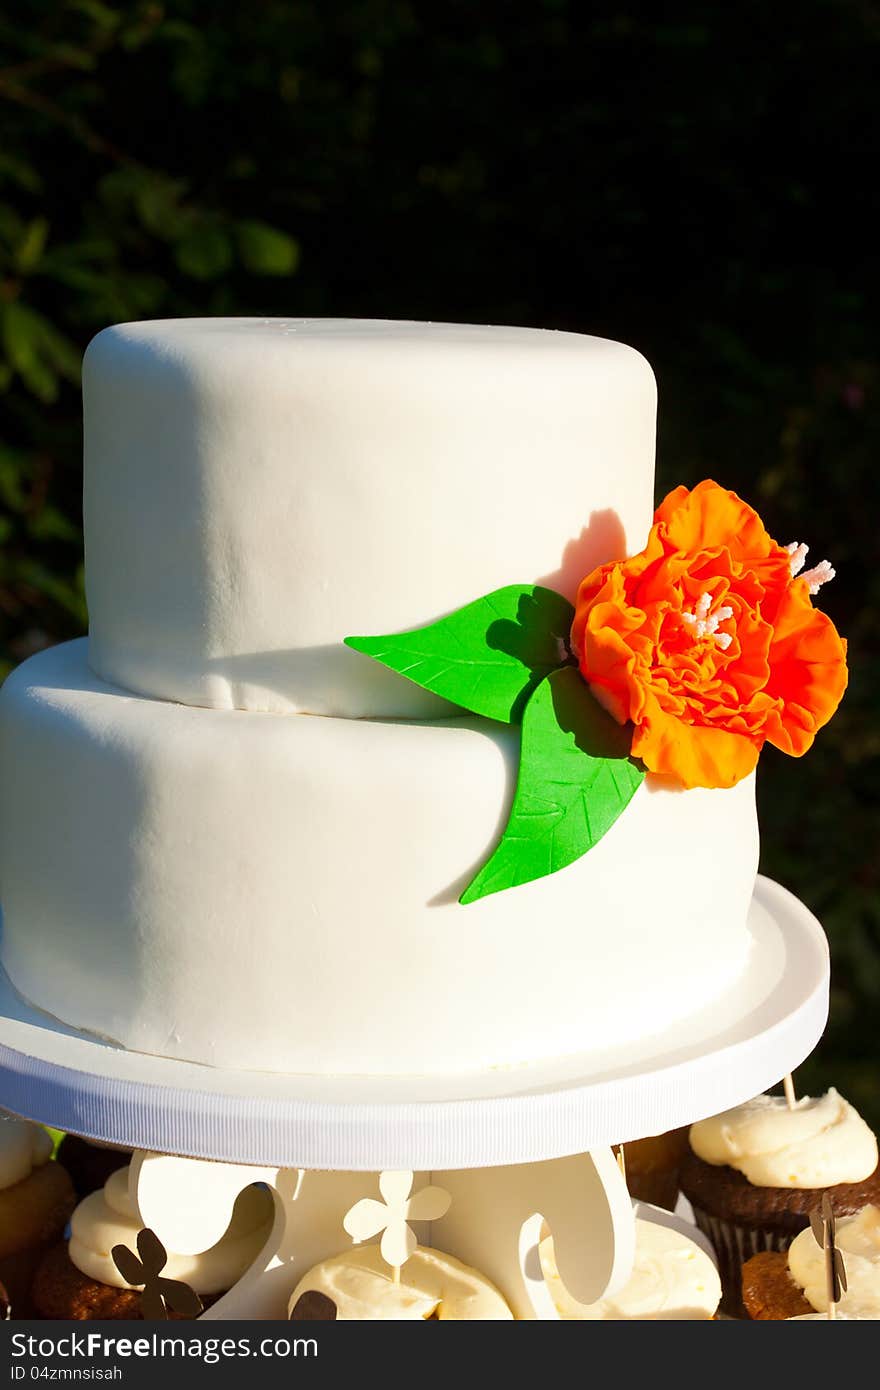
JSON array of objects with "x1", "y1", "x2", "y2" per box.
[{"x1": 0, "y1": 319, "x2": 759, "y2": 1076}]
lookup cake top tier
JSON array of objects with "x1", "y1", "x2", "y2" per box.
[
  {"x1": 83, "y1": 318, "x2": 656, "y2": 718},
  {"x1": 84, "y1": 314, "x2": 642, "y2": 356},
  {"x1": 98, "y1": 315, "x2": 630, "y2": 345}
]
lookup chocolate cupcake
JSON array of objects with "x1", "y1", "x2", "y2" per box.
[
  {"x1": 32, "y1": 1242, "x2": 157, "y2": 1320},
  {"x1": 743, "y1": 1204, "x2": 880, "y2": 1319},
  {"x1": 0, "y1": 1116, "x2": 76, "y2": 1317},
  {"x1": 680, "y1": 1089, "x2": 879, "y2": 1315},
  {"x1": 32, "y1": 1165, "x2": 273, "y2": 1319},
  {"x1": 617, "y1": 1129, "x2": 690, "y2": 1211},
  {"x1": 55, "y1": 1135, "x2": 130, "y2": 1200}
]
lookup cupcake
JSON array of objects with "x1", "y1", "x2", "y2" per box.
[
  {"x1": 32, "y1": 1165, "x2": 273, "y2": 1319},
  {"x1": 539, "y1": 1215, "x2": 721, "y2": 1319},
  {"x1": 55, "y1": 1135, "x2": 131, "y2": 1199},
  {"x1": 288, "y1": 1245, "x2": 513, "y2": 1320},
  {"x1": 743, "y1": 1204, "x2": 880, "y2": 1319},
  {"x1": 616, "y1": 1129, "x2": 690, "y2": 1211},
  {"x1": 0, "y1": 1115, "x2": 76, "y2": 1317},
  {"x1": 680, "y1": 1088, "x2": 879, "y2": 1315},
  {"x1": 741, "y1": 1250, "x2": 813, "y2": 1319}
]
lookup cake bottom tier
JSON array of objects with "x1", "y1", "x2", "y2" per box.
[{"x1": 0, "y1": 640, "x2": 760, "y2": 1076}]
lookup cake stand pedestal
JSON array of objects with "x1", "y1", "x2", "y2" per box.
[{"x1": 0, "y1": 876, "x2": 829, "y2": 1319}]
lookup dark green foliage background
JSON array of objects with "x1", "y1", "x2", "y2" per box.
[{"x1": 1, "y1": 2, "x2": 877, "y2": 1120}]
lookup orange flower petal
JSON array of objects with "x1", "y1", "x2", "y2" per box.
[
  {"x1": 570, "y1": 561, "x2": 619, "y2": 659},
  {"x1": 652, "y1": 483, "x2": 690, "y2": 528},
  {"x1": 762, "y1": 582, "x2": 849, "y2": 755},
  {"x1": 579, "y1": 608, "x2": 647, "y2": 724},
  {"x1": 654, "y1": 479, "x2": 775, "y2": 567},
  {"x1": 632, "y1": 707, "x2": 761, "y2": 789},
  {"x1": 570, "y1": 479, "x2": 847, "y2": 790}
]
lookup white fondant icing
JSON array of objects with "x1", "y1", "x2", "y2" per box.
[
  {"x1": 0, "y1": 641, "x2": 759, "y2": 1076},
  {"x1": 82, "y1": 318, "x2": 656, "y2": 718}
]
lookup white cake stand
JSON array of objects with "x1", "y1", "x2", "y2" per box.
[{"x1": 0, "y1": 875, "x2": 829, "y2": 1319}]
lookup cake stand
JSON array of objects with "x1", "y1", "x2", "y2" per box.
[{"x1": 0, "y1": 876, "x2": 829, "y2": 1319}]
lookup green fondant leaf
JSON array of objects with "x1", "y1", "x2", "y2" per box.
[
  {"x1": 460, "y1": 666, "x2": 644, "y2": 903},
  {"x1": 345, "y1": 584, "x2": 574, "y2": 723}
]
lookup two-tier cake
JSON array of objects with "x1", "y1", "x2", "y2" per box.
[{"x1": 0, "y1": 318, "x2": 793, "y2": 1078}]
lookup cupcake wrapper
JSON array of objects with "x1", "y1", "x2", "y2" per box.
[{"x1": 690, "y1": 1208, "x2": 796, "y2": 1318}]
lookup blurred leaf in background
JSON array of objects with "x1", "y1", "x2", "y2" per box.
[
  {"x1": 0, "y1": 0, "x2": 301, "y2": 672},
  {"x1": 0, "y1": 0, "x2": 877, "y2": 1119}
]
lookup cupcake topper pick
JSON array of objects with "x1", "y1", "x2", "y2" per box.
[
  {"x1": 809, "y1": 1193, "x2": 848, "y2": 1320},
  {"x1": 111, "y1": 1227, "x2": 203, "y2": 1321},
  {"x1": 343, "y1": 1171, "x2": 451, "y2": 1285},
  {"x1": 783, "y1": 1072, "x2": 797, "y2": 1111}
]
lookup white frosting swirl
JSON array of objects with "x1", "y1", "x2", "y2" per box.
[
  {"x1": 689, "y1": 1089, "x2": 878, "y2": 1188},
  {"x1": 0, "y1": 1116, "x2": 53, "y2": 1190},
  {"x1": 69, "y1": 1167, "x2": 273, "y2": 1295},
  {"x1": 788, "y1": 1205, "x2": 880, "y2": 1319},
  {"x1": 288, "y1": 1245, "x2": 513, "y2": 1320},
  {"x1": 540, "y1": 1218, "x2": 720, "y2": 1319}
]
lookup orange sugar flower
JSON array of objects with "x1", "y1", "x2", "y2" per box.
[{"x1": 570, "y1": 479, "x2": 848, "y2": 789}]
